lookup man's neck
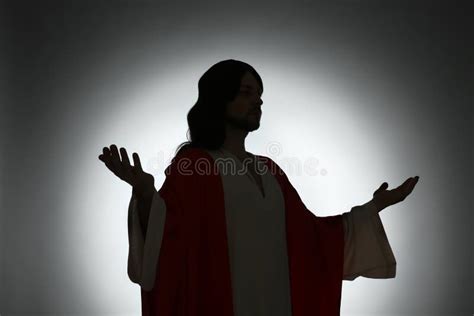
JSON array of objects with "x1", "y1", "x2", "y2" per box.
[
  {"x1": 221, "y1": 143, "x2": 248, "y2": 160},
  {"x1": 221, "y1": 126, "x2": 250, "y2": 159}
]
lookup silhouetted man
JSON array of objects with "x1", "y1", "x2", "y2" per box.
[{"x1": 99, "y1": 59, "x2": 419, "y2": 316}]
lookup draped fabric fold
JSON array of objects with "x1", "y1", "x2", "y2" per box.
[
  {"x1": 262, "y1": 156, "x2": 345, "y2": 315},
  {"x1": 127, "y1": 188, "x2": 168, "y2": 290},
  {"x1": 126, "y1": 148, "x2": 395, "y2": 316},
  {"x1": 342, "y1": 200, "x2": 397, "y2": 280}
]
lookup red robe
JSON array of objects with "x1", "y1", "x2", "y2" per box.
[{"x1": 140, "y1": 147, "x2": 344, "y2": 316}]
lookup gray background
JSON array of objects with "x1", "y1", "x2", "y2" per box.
[{"x1": 2, "y1": 1, "x2": 472, "y2": 315}]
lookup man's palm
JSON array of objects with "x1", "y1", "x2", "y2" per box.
[
  {"x1": 98, "y1": 144, "x2": 154, "y2": 195},
  {"x1": 373, "y1": 176, "x2": 419, "y2": 212}
]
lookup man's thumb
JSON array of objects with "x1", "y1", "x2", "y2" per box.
[{"x1": 375, "y1": 182, "x2": 389, "y2": 193}]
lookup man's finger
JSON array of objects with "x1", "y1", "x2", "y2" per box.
[
  {"x1": 109, "y1": 144, "x2": 121, "y2": 166},
  {"x1": 110, "y1": 144, "x2": 120, "y2": 161},
  {"x1": 407, "y1": 177, "x2": 419, "y2": 193},
  {"x1": 397, "y1": 177, "x2": 413, "y2": 190},
  {"x1": 133, "y1": 153, "x2": 143, "y2": 171},
  {"x1": 101, "y1": 153, "x2": 116, "y2": 174},
  {"x1": 100, "y1": 147, "x2": 114, "y2": 169},
  {"x1": 108, "y1": 145, "x2": 124, "y2": 176},
  {"x1": 120, "y1": 147, "x2": 131, "y2": 167},
  {"x1": 396, "y1": 177, "x2": 418, "y2": 199},
  {"x1": 101, "y1": 147, "x2": 111, "y2": 161},
  {"x1": 374, "y1": 182, "x2": 388, "y2": 195}
]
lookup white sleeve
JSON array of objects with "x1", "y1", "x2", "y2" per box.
[
  {"x1": 342, "y1": 200, "x2": 397, "y2": 281},
  {"x1": 127, "y1": 188, "x2": 168, "y2": 291}
]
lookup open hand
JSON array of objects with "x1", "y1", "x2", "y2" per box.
[
  {"x1": 373, "y1": 176, "x2": 420, "y2": 212},
  {"x1": 98, "y1": 144, "x2": 155, "y2": 196}
]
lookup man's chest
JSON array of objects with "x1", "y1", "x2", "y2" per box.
[{"x1": 247, "y1": 167, "x2": 265, "y2": 198}]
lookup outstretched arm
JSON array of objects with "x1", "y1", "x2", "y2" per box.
[{"x1": 342, "y1": 176, "x2": 420, "y2": 280}]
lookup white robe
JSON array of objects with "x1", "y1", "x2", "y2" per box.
[{"x1": 127, "y1": 148, "x2": 397, "y2": 315}]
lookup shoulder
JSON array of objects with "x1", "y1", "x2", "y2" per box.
[
  {"x1": 165, "y1": 147, "x2": 215, "y2": 176},
  {"x1": 254, "y1": 154, "x2": 284, "y2": 174},
  {"x1": 175, "y1": 147, "x2": 213, "y2": 160}
]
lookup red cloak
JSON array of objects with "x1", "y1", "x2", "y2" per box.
[{"x1": 140, "y1": 147, "x2": 344, "y2": 316}]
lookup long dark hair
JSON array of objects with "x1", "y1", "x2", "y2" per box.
[{"x1": 174, "y1": 59, "x2": 263, "y2": 157}]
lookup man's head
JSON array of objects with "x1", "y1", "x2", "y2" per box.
[
  {"x1": 175, "y1": 59, "x2": 264, "y2": 156},
  {"x1": 224, "y1": 71, "x2": 264, "y2": 133}
]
